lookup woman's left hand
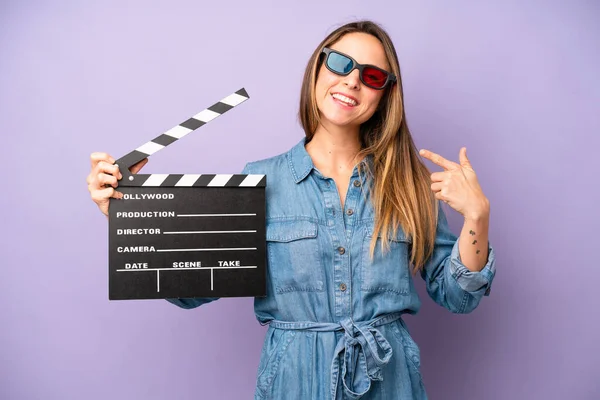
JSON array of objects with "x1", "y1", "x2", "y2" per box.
[{"x1": 419, "y1": 147, "x2": 490, "y2": 220}]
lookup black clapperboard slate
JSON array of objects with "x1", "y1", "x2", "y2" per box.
[{"x1": 108, "y1": 88, "x2": 266, "y2": 300}]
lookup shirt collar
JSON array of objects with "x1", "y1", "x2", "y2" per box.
[
  {"x1": 287, "y1": 136, "x2": 375, "y2": 184},
  {"x1": 288, "y1": 137, "x2": 314, "y2": 184}
]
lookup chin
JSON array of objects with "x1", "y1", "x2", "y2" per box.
[
  {"x1": 322, "y1": 117, "x2": 356, "y2": 129},
  {"x1": 320, "y1": 110, "x2": 356, "y2": 128}
]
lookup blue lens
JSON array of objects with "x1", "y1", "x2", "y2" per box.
[{"x1": 327, "y1": 52, "x2": 354, "y2": 74}]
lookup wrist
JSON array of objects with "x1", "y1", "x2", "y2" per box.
[{"x1": 464, "y1": 199, "x2": 490, "y2": 222}]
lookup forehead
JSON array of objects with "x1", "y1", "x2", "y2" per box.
[{"x1": 329, "y1": 32, "x2": 390, "y2": 70}]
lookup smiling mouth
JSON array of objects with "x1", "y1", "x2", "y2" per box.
[{"x1": 331, "y1": 93, "x2": 358, "y2": 107}]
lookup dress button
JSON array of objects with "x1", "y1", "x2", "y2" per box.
[
  {"x1": 340, "y1": 283, "x2": 347, "y2": 291},
  {"x1": 353, "y1": 180, "x2": 361, "y2": 187},
  {"x1": 346, "y1": 209, "x2": 354, "y2": 216},
  {"x1": 337, "y1": 247, "x2": 345, "y2": 255}
]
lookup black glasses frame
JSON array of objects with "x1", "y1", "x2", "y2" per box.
[{"x1": 321, "y1": 47, "x2": 397, "y2": 90}]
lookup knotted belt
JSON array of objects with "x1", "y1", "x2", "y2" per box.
[{"x1": 268, "y1": 312, "x2": 403, "y2": 399}]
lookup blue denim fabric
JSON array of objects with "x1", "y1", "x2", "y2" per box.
[{"x1": 167, "y1": 138, "x2": 496, "y2": 399}]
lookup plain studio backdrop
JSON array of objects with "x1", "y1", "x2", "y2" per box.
[{"x1": 1, "y1": 1, "x2": 598, "y2": 399}]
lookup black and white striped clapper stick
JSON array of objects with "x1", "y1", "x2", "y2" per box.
[
  {"x1": 108, "y1": 88, "x2": 267, "y2": 301},
  {"x1": 115, "y1": 87, "x2": 265, "y2": 188}
]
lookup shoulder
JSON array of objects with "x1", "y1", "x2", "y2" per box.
[{"x1": 241, "y1": 146, "x2": 293, "y2": 175}]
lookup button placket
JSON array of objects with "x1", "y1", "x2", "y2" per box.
[
  {"x1": 318, "y1": 176, "x2": 337, "y2": 226},
  {"x1": 344, "y1": 173, "x2": 360, "y2": 227}
]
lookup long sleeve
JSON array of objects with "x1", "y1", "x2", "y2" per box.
[
  {"x1": 165, "y1": 297, "x2": 219, "y2": 309},
  {"x1": 420, "y1": 203, "x2": 496, "y2": 314}
]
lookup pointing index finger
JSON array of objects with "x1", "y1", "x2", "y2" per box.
[{"x1": 419, "y1": 149, "x2": 457, "y2": 170}]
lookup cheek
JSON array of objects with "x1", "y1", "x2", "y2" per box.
[
  {"x1": 363, "y1": 92, "x2": 384, "y2": 113},
  {"x1": 316, "y1": 77, "x2": 335, "y2": 97},
  {"x1": 315, "y1": 66, "x2": 341, "y2": 94}
]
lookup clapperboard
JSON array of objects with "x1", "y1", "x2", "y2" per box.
[{"x1": 108, "y1": 88, "x2": 266, "y2": 300}]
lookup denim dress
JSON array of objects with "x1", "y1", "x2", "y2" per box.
[{"x1": 167, "y1": 138, "x2": 496, "y2": 400}]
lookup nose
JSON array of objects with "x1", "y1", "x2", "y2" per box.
[{"x1": 343, "y1": 69, "x2": 360, "y2": 90}]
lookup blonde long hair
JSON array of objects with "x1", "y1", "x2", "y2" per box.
[{"x1": 299, "y1": 20, "x2": 438, "y2": 273}]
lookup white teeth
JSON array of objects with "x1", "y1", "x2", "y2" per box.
[{"x1": 332, "y1": 93, "x2": 357, "y2": 106}]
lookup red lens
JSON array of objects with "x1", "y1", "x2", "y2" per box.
[{"x1": 362, "y1": 67, "x2": 387, "y2": 88}]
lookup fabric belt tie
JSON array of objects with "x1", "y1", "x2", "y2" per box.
[{"x1": 268, "y1": 312, "x2": 403, "y2": 399}]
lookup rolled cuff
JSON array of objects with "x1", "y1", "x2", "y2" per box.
[{"x1": 449, "y1": 238, "x2": 496, "y2": 296}]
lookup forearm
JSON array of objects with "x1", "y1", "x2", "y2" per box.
[{"x1": 458, "y1": 206, "x2": 490, "y2": 272}]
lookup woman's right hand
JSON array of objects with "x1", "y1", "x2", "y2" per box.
[{"x1": 87, "y1": 152, "x2": 148, "y2": 216}]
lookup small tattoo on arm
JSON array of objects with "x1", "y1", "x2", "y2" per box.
[
  {"x1": 476, "y1": 250, "x2": 481, "y2": 254},
  {"x1": 472, "y1": 240, "x2": 477, "y2": 245},
  {"x1": 469, "y1": 230, "x2": 476, "y2": 235}
]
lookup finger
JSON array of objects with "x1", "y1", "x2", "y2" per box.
[
  {"x1": 97, "y1": 172, "x2": 118, "y2": 188},
  {"x1": 91, "y1": 186, "x2": 122, "y2": 203},
  {"x1": 111, "y1": 189, "x2": 124, "y2": 199},
  {"x1": 90, "y1": 152, "x2": 115, "y2": 169},
  {"x1": 96, "y1": 161, "x2": 122, "y2": 180},
  {"x1": 431, "y1": 182, "x2": 443, "y2": 192},
  {"x1": 130, "y1": 158, "x2": 148, "y2": 174},
  {"x1": 430, "y1": 171, "x2": 449, "y2": 182},
  {"x1": 459, "y1": 147, "x2": 472, "y2": 168},
  {"x1": 434, "y1": 191, "x2": 447, "y2": 203},
  {"x1": 419, "y1": 149, "x2": 457, "y2": 171}
]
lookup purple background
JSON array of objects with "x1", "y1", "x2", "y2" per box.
[{"x1": 1, "y1": 1, "x2": 598, "y2": 399}]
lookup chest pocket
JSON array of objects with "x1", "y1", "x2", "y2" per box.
[
  {"x1": 266, "y1": 219, "x2": 325, "y2": 294},
  {"x1": 361, "y1": 224, "x2": 412, "y2": 295}
]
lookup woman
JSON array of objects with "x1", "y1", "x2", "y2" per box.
[{"x1": 87, "y1": 20, "x2": 496, "y2": 400}]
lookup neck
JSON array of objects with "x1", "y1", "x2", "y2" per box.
[{"x1": 305, "y1": 122, "x2": 363, "y2": 177}]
